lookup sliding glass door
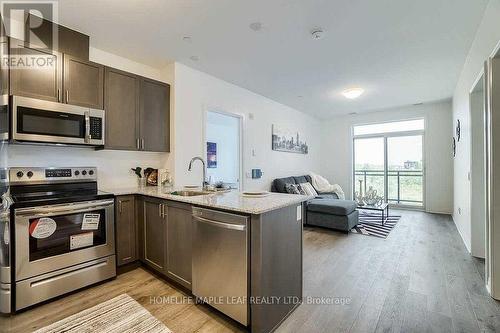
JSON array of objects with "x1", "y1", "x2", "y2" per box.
[
  {"x1": 353, "y1": 120, "x2": 425, "y2": 209},
  {"x1": 354, "y1": 137, "x2": 385, "y2": 199},
  {"x1": 387, "y1": 135, "x2": 424, "y2": 206}
]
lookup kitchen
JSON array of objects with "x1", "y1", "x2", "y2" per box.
[{"x1": 0, "y1": 8, "x2": 311, "y2": 333}]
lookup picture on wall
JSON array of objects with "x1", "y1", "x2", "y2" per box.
[
  {"x1": 272, "y1": 124, "x2": 309, "y2": 154},
  {"x1": 207, "y1": 142, "x2": 217, "y2": 168}
]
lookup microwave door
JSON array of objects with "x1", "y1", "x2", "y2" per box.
[{"x1": 11, "y1": 96, "x2": 104, "y2": 146}]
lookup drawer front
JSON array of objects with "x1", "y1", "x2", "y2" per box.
[{"x1": 15, "y1": 255, "x2": 116, "y2": 311}]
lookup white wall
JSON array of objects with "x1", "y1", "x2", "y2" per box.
[
  {"x1": 320, "y1": 100, "x2": 453, "y2": 214},
  {"x1": 173, "y1": 63, "x2": 322, "y2": 191},
  {"x1": 7, "y1": 46, "x2": 174, "y2": 189},
  {"x1": 452, "y1": 0, "x2": 500, "y2": 252}
]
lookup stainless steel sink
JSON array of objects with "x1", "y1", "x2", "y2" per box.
[{"x1": 169, "y1": 190, "x2": 212, "y2": 197}]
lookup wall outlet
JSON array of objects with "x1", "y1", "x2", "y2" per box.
[{"x1": 458, "y1": 207, "x2": 462, "y2": 215}]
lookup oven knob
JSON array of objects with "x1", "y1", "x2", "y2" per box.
[
  {"x1": 89, "y1": 170, "x2": 94, "y2": 176},
  {"x1": 82, "y1": 170, "x2": 87, "y2": 176},
  {"x1": 27, "y1": 171, "x2": 33, "y2": 178},
  {"x1": 16, "y1": 171, "x2": 23, "y2": 178},
  {"x1": 74, "y1": 170, "x2": 80, "y2": 176}
]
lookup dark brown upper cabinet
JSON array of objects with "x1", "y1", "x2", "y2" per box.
[
  {"x1": 104, "y1": 67, "x2": 140, "y2": 150},
  {"x1": 24, "y1": 13, "x2": 89, "y2": 60},
  {"x1": 139, "y1": 78, "x2": 170, "y2": 152},
  {"x1": 64, "y1": 54, "x2": 104, "y2": 109},
  {"x1": 9, "y1": 38, "x2": 63, "y2": 102}
]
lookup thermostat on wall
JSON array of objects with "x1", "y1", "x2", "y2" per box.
[{"x1": 252, "y1": 169, "x2": 263, "y2": 179}]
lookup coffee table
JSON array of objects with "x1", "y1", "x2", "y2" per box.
[{"x1": 357, "y1": 202, "x2": 389, "y2": 226}]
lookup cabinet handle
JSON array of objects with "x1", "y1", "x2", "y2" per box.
[
  {"x1": 57, "y1": 89, "x2": 60, "y2": 102},
  {"x1": 162, "y1": 204, "x2": 166, "y2": 218},
  {"x1": 159, "y1": 204, "x2": 162, "y2": 218},
  {"x1": 119, "y1": 201, "x2": 123, "y2": 213},
  {"x1": 141, "y1": 138, "x2": 145, "y2": 150},
  {"x1": 66, "y1": 90, "x2": 69, "y2": 103},
  {"x1": 136, "y1": 138, "x2": 140, "y2": 150}
]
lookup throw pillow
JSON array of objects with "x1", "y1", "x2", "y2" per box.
[
  {"x1": 285, "y1": 184, "x2": 301, "y2": 195},
  {"x1": 299, "y1": 182, "x2": 318, "y2": 197}
]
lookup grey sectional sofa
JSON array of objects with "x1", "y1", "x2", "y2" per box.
[{"x1": 271, "y1": 175, "x2": 359, "y2": 232}]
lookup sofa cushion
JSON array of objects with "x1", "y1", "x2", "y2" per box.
[
  {"x1": 316, "y1": 193, "x2": 339, "y2": 200},
  {"x1": 307, "y1": 199, "x2": 357, "y2": 216},
  {"x1": 285, "y1": 184, "x2": 304, "y2": 195},
  {"x1": 273, "y1": 177, "x2": 297, "y2": 193},
  {"x1": 293, "y1": 176, "x2": 309, "y2": 185}
]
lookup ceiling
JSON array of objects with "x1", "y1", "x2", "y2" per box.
[{"x1": 57, "y1": 0, "x2": 488, "y2": 119}]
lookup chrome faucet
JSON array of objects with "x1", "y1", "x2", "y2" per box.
[{"x1": 188, "y1": 156, "x2": 207, "y2": 190}]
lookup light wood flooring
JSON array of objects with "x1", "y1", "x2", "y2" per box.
[{"x1": 1, "y1": 210, "x2": 498, "y2": 333}]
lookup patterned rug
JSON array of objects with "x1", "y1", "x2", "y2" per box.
[
  {"x1": 350, "y1": 211, "x2": 401, "y2": 238},
  {"x1": 34, "y1": 294, "x2": 171, "y2": 333}
]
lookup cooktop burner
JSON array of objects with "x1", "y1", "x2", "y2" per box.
[{"x1": 8, "y1": 167, "x2": 114, "y2": 208}]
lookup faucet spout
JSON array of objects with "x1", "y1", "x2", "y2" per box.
[{"x1": 188, "y1": 156, "x2": 207, "y2": 190}]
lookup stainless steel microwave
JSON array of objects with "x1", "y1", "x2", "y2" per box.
[{"x1": 11, "y1": 96, "x2": 105, "y2": 146}]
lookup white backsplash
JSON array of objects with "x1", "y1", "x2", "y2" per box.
[{"x1": 7, "y1": 144, "x2": 171, "y2": 189}]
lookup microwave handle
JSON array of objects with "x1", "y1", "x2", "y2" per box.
[{"x1": 84, "y1": 111, "x2": 91, "y2": 143}]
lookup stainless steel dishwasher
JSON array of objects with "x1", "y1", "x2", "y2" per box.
[{"x1": 192, "y1": 207, "x2": 248, "y2": 326}]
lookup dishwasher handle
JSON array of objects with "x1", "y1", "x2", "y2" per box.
[{"x1": 193, "y1": 215, "x2": 246, "y2": 231}]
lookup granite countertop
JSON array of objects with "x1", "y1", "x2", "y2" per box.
[{"x1": 101, "y1": 186, "x2": 312, "y2": 215}]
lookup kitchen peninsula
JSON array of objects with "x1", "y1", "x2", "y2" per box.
[{"x1": 104, "y1": 187, "x2": 311, "y2": 333}]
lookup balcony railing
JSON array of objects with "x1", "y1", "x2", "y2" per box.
[{"x1": 354, "y1": 169, "x2": 424, "y2": 206}]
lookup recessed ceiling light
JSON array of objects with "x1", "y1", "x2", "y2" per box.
[
  {"x1": 413, "y1": 102, "x2": 424, "y2": 106},
  {"x1": 249, "y1": 22, "x2": 263, "y2": 32},
  {"x1": 190, "y1": 55, "x2": 199, "y2": 61},
  {"x1": 342, "y1": 88, "x2": 364, "y2": 99},
  {"x1": 297, "y1": 95, "x2": 303, "y2": 98}
]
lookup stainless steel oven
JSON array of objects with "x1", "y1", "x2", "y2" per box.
[
  {"x1": 8, "y1": 167, "x2": 116, "y2": 312},
  {"x1": 14, "y1": 199, "x2": 114, "y2": 281},
  {"x1": 11, "y1": 96, "x2": 105, "y2": 146}
]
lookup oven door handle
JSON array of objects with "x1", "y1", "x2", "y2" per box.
[{"x1": 15, "y1": 200, "x2": 114, "y2": 217}]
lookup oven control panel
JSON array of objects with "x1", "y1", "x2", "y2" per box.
[{"x1": 9, "y1": 167, "x2": 97, "y2": 184}]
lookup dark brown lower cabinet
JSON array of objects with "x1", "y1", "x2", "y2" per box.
[
  {"x1": 115, "y1": 195, "x2": 138, "y2": 266},
  {"x1": 166, "y1": 201, "x2": 192, "y2": 289},
  {"x1": 142, "y1": 197, "x2": 167, "y2": 273}
]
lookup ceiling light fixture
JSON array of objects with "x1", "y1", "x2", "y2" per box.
[
  {"x1": 249, "y1": 22, "x2": 263, "y2": 32},
  {"x1": 342, "y1": 88, "x2": 364, "y2": 99}
]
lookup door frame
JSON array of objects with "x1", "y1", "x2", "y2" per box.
[
  {"x1": 469, "y1": 69, "x2": 487, "y2": 260},
  {"x1": 352, "y1": 122, "x2": 426, "y2": 210},
  {"x1": 202, "y1": 106, "x2": 244, "y2": 190}
]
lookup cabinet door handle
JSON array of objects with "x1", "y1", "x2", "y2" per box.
[
  {"x1": 57, "y1": 89, "x2": 60, "y2": 102},
  {"x1": 162, "y1": 204, "x2": 166, "y2": 218},
  {"x1": 66, "y1": 90, "x2": 69, "y2": 103},
  {"x1": 136, "y1": 138, "x2": 140, "y2": 150},
  {"x1": 119, "y1": 200, "x2": 123, "y2": 213},
  {"x1": 159, "y1": 204, "x2": 162, "y2": 217},
  {"x1": 141, "y1": 138, "x2": 145, "y2": 150}
]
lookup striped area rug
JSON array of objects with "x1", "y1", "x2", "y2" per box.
[
  {"x1": 34, "y1": 294, "x2": 171, "y2": 333},
  {"x1": 350, "y1": 211, "x2": 401, "y2": 238}
]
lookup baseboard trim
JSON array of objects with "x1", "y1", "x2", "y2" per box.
[{"x1": 451, "y1": 214, "x2": 472, "y2": 254}]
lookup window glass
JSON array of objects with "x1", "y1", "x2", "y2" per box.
[{"x1": 353, "y1": 119, "x2": 424, "y2": 136}]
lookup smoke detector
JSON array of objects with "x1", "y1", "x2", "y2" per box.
[{"x1": 311, "y1": 29, "x2": 325, "y2": 40}]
